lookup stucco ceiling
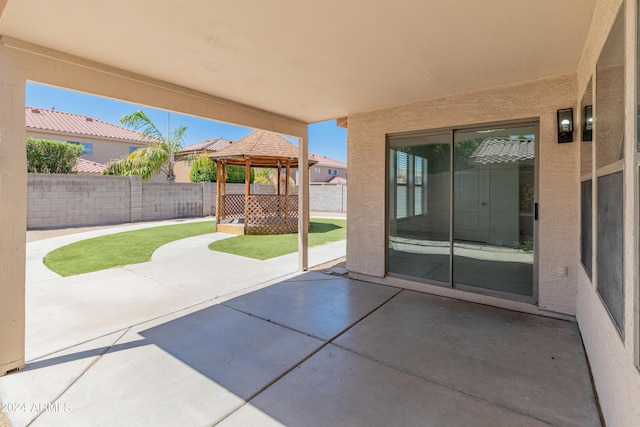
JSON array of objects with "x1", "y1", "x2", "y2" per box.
[{"x1": 0, "y1": 0, "x2": 597, "y2": 123}]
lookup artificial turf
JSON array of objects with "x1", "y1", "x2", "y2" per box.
[
  {"x1": 208, "y1": 218, "x2": 346, "y2": 260},
  {"x1": 44, "y1": 220, "x2": 216, "y2": 276}
]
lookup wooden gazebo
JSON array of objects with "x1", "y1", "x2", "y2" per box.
[{"x1": 210, "y1": 130, "x2": 316, "y2": 235}]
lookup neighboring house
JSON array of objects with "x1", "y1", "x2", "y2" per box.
[
  {"x1": 74, "y1": 157, "x2": 107, "y2": 175},
  {"x1": 173, "y1": 137, "x2": 232, "y2": 182},
  {"x1": 309, "y1": 153, "x2": 347, "y2": 183},
  {"x1": 25, "y1": 106, "x2": 153, "y2": 165}
]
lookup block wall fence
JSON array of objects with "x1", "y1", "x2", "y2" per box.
[{"x1": 27, "y1": 174, "x2": 345, "y2": 229}]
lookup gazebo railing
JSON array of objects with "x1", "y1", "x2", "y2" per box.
[
  {"x1": 219, "y1": 194, "x2": 245, "y2": 219},
  {"x1": 218, "y1": 194, "x2": 299, "y2": 234}
]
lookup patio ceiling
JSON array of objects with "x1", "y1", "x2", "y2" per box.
[{"x1": 0, "y1": 0, "x2": 596, "y2": 123}]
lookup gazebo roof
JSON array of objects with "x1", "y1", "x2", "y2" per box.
[{"x1": 209, "y1": 130, "x2": 316, "y2": 167}]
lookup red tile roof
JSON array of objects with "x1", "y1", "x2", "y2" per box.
[
  {"x1": 310, "y1": 153, "x2": 346, "y2": 168},
  {"x1": 326, "y1": 176, "x2": 347, "y2": 184},
  {"x1": 25, "y1": 107, "x2": 154, "y2": 143},
  {"x1": 178, "y1": 137, "x2": 232, "y2": 153},
  {"x1": 75, "y1": 158, "x2": 106, "y2": 174}
]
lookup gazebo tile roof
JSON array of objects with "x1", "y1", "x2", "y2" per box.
[{"x1": 211, "y1": 130, "x2": 299, "y2": 160}]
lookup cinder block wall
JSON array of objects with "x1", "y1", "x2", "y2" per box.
[
  {"x1": 142, "y1": 182, "x2": 206, "y2": 221},
  {"x1": 310, "y1": 184, "x2": 346, "y2": 212},
  {"x1": 28, "y1": 173, "x2": 132, "y2": 229},
  {"x1": 27, "y1": 174, "x2": 342, "y2": 229}
]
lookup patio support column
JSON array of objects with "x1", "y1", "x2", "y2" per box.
[
  {"x1": 285, "y1": 160, "x2": 290, "y2": 225},
  {"x1": 215, "y1": 159, "x2": 222, "y2": 221},
  {"x1": 221, "y1": 161, "x2": 227, "y2": 217},
  {"x1": 0, "y1": 63, "x2": 27, "y2": 376},
  {"x1": 298, "y1": 129, "x2": 309, "y2": 271}
]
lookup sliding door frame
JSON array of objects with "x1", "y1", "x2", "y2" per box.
[{"x1": 385, "y1": 119, "x2": 539, "y2": 304}]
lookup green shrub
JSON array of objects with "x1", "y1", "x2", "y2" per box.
[
  {"x1": 189, "y1": 155, "x2": 216, "y2": 182},
  {"x1": 189, "y1": 154, "x2": 255, "y2": 183},
  {"x1": 226, "y1": 164, "x2": 254, "y2": 183},
  {"x1": 26, "y1": 137, "x2": 83, "y2": 174}
]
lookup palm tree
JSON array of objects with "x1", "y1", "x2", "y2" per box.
[{"x1": 104, "y1": 110, "x2": 186, "y2": 182}]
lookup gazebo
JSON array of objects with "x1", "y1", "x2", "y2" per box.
[{"x1": 210, "y1": 130, "x2": 316, "y2": 235}]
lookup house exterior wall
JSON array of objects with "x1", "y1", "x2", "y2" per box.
[
  {"x1": 26, "y1": 128, "x2": 147, "y2": 164},
  {"x1": 574, "y1": 1, "x2": 640, "y2": 426},
  {"x1": 310, "y1": 165, "x2": 347, "y2": 182},
  {"x1": 347, "y1": 74, "x2": 578, "y2": 316},
  {"x1": 174, "y1": 159, "x2": 191, "y2": 183}
]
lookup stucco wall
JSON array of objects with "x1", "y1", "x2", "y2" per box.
[
  {"x1": 574, "y1": 0, "x2": 640, "y2": 426},
  {"x1": 347, "y1": 74, "x2": 579, "y2": 315}
]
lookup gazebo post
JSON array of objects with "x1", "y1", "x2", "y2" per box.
[
  {"x1": 244, "y1": 159, "x2": 251, "y2": 233},
  {"x1": 285, "y1": 160, "x2": 290, "y2": 225},
  {"x1": 277, "y1": 162, "x2": 281, "y2": 196}
]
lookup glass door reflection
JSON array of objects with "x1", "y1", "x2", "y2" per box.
[
  {"x1": 388, "y1": 133, "x2": 450, "y2": 284},
  {"x1": 452, "y1": 126, "x2": 535, "y2": 297}
]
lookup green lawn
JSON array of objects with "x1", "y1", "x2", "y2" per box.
[
  {"x1": 44, "y1": 221, "x2": 216, "y2": 276},
  {"x1": 208, "y1": 218, "x2": 346, "y2": 260}
]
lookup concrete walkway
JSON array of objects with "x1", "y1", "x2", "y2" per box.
[{"x1": 1, "y1": 220, "x2": 600, "y2": 426}]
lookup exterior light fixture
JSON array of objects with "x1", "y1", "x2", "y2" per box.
[
  {"x1": 582, "y1": 105, "x2": 593, "y2": 141},
  {"x1": 557, "y1": 108, "x2": 574, "y2": 143}
]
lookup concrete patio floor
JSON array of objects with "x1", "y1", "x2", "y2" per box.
[{"x1": 1, "y1": 221, "x2": 600, "y2": 426}]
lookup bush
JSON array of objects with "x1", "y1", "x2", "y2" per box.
[
  {"x1": 189, "y1": 155, "x2": 216, "y2": 182},
  {"x1": 189, "y1": 155, "x2": 254, "y2": 183},
  {"x1": 27, "y1": 137, "x2": 83, "y2": 174},
  {"x1": 226, "y1": 164, "x2": 254, "y2": 183}
]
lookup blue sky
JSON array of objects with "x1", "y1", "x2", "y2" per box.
[{"x1": 25, "y1": 83, "x2": 347, "y2": 163}]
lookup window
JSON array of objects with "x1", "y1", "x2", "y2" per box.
[
  {"x1": 69, "y1": 141, "x2": 93, "y2": 155},
  {"x1": 327, "y1": 169, "x2": 340, "y2": 176},
  {"x1": 595, "y1": 8, "x2": 625, "y2": 334},
  {"x1": 129, "y1": 146, "x2": 141, "y2": 153},
  {"x1": 581, "y1": 80, "x2": 593, "y2": 279},
  {"x1": 314, "y1": 167, "x2": 321, "y2": 174}
]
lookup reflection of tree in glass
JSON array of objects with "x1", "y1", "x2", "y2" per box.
[
  {"x1": 454, "y1": 138, "x2": 483, "y2": 171},
  {"x1": 397, "y1": 138, "x2": 483, "y2": 173}
]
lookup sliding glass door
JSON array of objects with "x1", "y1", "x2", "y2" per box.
[
  {"x1": 388, "y1": 133, "x2": 450, "y2": 284},
  {"x1": 387, "y1": 124, "x2": 536, "y2": 300}
]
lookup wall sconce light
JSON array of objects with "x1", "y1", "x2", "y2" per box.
[
  {"x1": 557, "y1": 108, "x2": 574, "y2": 143},
  {"x1": 582, "y1": 105, "x2": 593, "y2": 141}
]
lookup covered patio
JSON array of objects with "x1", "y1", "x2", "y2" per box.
[
  {"x1": 1, "y1": 0, "x2": 638, "y2": 425},
  {"x1": 0, "y1": 225, "x2": 598, "y2": 425}
]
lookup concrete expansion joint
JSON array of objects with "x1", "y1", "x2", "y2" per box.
[
  {"x1": 217, "y1": 285, "x2": 403, "y2": 425},
  {"x1": 120, "y1": 266, "x2": 209, "y2": 302},
  {"x1": 26, "y1": 327, "x2": 131, "y2": 426}
]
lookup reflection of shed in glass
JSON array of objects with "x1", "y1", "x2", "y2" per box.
[
  {"x1": 209, "y1": 130, "x2": 317, "y2": 235},
  {"x1": 456, "y1": 137, "x2": 535, "y2": 247}
]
